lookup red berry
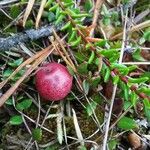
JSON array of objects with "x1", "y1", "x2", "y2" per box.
[{"x1": 35, "y1": 62, "x2": 73, "y2": 101}]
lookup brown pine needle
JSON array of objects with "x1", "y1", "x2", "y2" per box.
[
  {"x1": 90, "y1": 0, "x2": 104, "y2": 37},
  {"x1": 52, "y1": 29, "x2": 77, "y2": 71},
  {"x1": 52, "y1": 41, "x2": 76, "y2": 73}
]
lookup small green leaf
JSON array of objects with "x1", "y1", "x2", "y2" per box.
[
  {"x1": 111, "y1": 63, "x2": 127, "y2": 70},
  {"x1": 117, "y1": 116, "x2": 138, "y2": 130},
  {"x1": 103, "y1": 17, "x2": 111, "y2": 25},
  {"x1": 143, "y1": 30, "x2": 150, "y2": 42},
  {"x1": 138, "y1": 87, "x2": 150, "y2": 96},
  {"x1": 78, "y1": 145, "x2": 87, "y2": 150},
  {"x1": 55, "y1": 14, "x2": 64, "y2": 25},
  {"x1": 108, "y1": 139, "x2": 118, "y2": 150},
  {"x1": 61, "y1": 21, "x2": 71, "y2": 31},
  {"x1": 68, "y1": 30, "x2": 76, "y2": 42},
  {"x1": 16, "y1": 99, "x2": 32, "y2": 111},
  {"x1": 10, "y1": 115, "x2": 23, "y2": 125},
  {"x1": 45, "y1": 0, "x2": 53, "y2": 8},
  {"x1": 25, "y1": 19, "x2": 34, "y2": 28},
  {"x1": 128, "y1": 77, "x2": 149, "y2": 84},
  {"x1": 63, "y1": 0, "x2": 73, "y2": 3},
  {"x1": 109, "y1": 53, "x2": 120, "y2": 63},
  {"x1": 95, "y1": 40, "x2": 107, "y2": 47},
  {"x1": 77, "y1": 63, "x2": 88, "y2": 74},
  {"x1": 66, "y1": 8, "x2": 77, "y2": 16},
  {"x1": 111, "y1": 63, "x2": 129, "y2": 75},
  {"x1": 56, "y1": 7, "x2": 61, "y2": 19},
  {"x1": 63, "y1": 2, "x2": 74, "y2": 7},
  {"x1": 123, "y1": 101, "x2": 132, "y2": 110},
  {"x1": 32, "y1": 128, "x2": 42, "y2": 141},
  {"x1": 88, "y1": 51, "x2": 95, "y2": 64},
  {"x1": 71, "y1": 13, "x2": 89, "y2": 18},
  {"x1": 112, "y1": 75, "x2": 119, "y2": 84},
  {"x1": 143, "y1": 98, "x2": 150, "y2": 108},
  {"x1": 10, "y1": 5, "x2": 21, "y2": 18},
  {"x1": 47, "y1": 12, "x2": 55, "y2": 22},
  {"x1": 140, "y1": 72, "x2": 150, "y2": 81},
  {"x1": 86, "y1": 101, "x2": 97, "y2": 116},
  {"x1": 91, "y1": 77, "x2": 101, "y2": 87},
  {"x1": 99, "y1": 49, "x2": 118, "y2": 58},
  {"x1": 85, "y1": 43, "x2": 92, "y2": 50},
  {"x1": 70, "y1": 36, "x2": 81, "y2": 47},
  {"x1": 8, "y1": 58, "x2": 23, "y2": 67},
  {"x1": 119, "y1": 81, "x2": 129, "y2": 101},
  {"x1": 130, "y1": 92, "x2": 138, "y2": 108},
  {"x1": 133, "y1": 49, "x2": 146, "y2": 61},
  {"x1": 95, "y1": 58, "x2": 100, "y2": 66},
  {"x1": 3, "y1": 68, "x2": 13, "y2": 78},
  {"x1": 127, "y1": 65, "x2": 137, "y2": 72},
  {"x1": 104, "y1": 67, "x2": 110, "y2": 83},
  {"x1": 83, "y1": 80, "x2": 90, "y2": 95},
  {"x1": 49, "y1": 4, "x2": 58, "y2": 11},
  {"x1": 84, "y1": 0, "x2": 93, "y2": 12},
  {"x1": 5, "y1": 98, "x2": 13, "y2": 105},
  {"x1": 143, "y1": 99, "x2": 150, "y2": 121}
]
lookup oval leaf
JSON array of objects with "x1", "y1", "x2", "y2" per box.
[
  {"x1": 117, "y1": 116, "x2": 138, "y2": 130},
  {"x1": 32, "y1": 128, "x2": 42, "y2": 141},
  {"x1": 10, "y1": 115, "x2": 23, "y2": 125}
]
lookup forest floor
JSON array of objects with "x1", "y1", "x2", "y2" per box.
[{"x1": 0, "y1": 0, "x2": 150, "y2": 150}]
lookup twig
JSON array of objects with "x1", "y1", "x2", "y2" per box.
[
  {"x1": 134, "y1": 9, "x2": 150, "y2": 24},
  {"x1": 90, "y1": 0, "x2": 104, "y2": 37},
  {"x1": 0, "y1": 24, "x2": 62, "y2": 50},
  {"x1": 0, "y1": 0, "x2": 18, "y2": 6}
]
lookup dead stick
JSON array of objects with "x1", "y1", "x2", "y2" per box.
[
  {"x1": 0, "y1": 0, "x2": 19, "y2": 6},
  {"x1": 0, "y1": 24, "x2": 63, "y2": 50},
  {"x1": 90, "y1": 0, "x2": 104, "y2": 37}
]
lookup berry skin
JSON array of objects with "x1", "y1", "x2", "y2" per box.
[{"x1": 35, "y1": 62, "x2": 73, "y2": 101}]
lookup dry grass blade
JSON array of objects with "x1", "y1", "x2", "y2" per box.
[
  {"x1": 0, "y1": 47, "x2": 54, "y2": 107},
  {"x1": 102, "y1": 10, "x2": 128, "y2": 150},
  {"x1": 52, "y1": 29, "x2": 76, "y2": 70},
  {"x1": 23, "y1": 0, "x2": 35, "y2": 27},
  {"x1": 35, "y1": 0, "x2": 47, "y2": 29},
  {"x1": 0, "y1": 46, "x2": 51, "y2": 89},
  {"x1": 111, "y1": 20, "x2": 150, "y2": 40},
  {"x1": 57, "y1": 112, "x2": 63, "y2": 144},
  {"x1": 52, "y1": 41, "x2": 76, "y2": 73},
  {"x1": 72, "y1": 109, "x2": 84, "y2": 146}
]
